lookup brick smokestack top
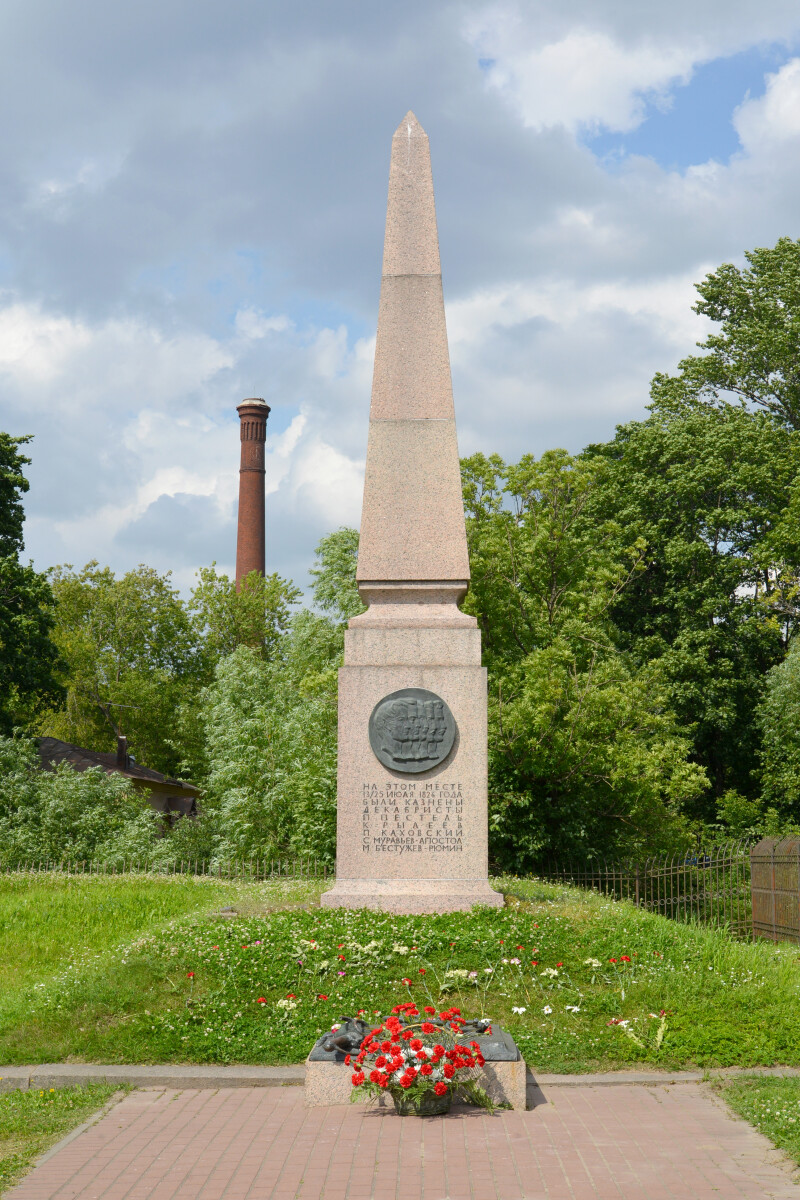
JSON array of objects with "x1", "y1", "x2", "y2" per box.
[{"x1": 235, "y1": 398, "x2": 271, "y2": 587}]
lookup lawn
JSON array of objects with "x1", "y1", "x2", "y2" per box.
[
  {"x1": 1, "y1": 871, "x2": 799, "y2": 1072},
  {"x1": 0, "y1": 1084, "x2": 121, "y2": 1196},
  {"x1": 720, "y1": 1076, "x2": 800, "y2": 1172}
]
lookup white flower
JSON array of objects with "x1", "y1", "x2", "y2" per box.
[
  {"x1": 445, "y1": 968, "x2": 469, "y2": 978},
  {"x1": 543, "y1": 1005, "x2": 552, "y2": 1014},
  {"x1": 392, "y1": 944, "x2": 409, "y2": 954},
  {"x1": 484, "y1": 967, "x2": 494, "y2": 974},
  {"x1": 509, "y1": 957, "x2": 521, "y2": 965},
  {"x1": 541, "y1": 967, "x2": 559, "y2": 978},
  {"x1": 566, "y1": 1005, "x2": 581, "y2": 1013},
  {"x1": 511, "y1": 1006, "x2": 526, "y2": 1015},
  {"x1": 468, "y1": 971, "x2": 478, "y2": 979},
  {"x1": 331, "y1": 1022, "x2": 341, "y2": 1030},
  {"x1": 583, "y1": 958, "x2": 601, "y2": 968},
  {"x1": 276, "y1": 998, "x2": 297, "y2": 1010}
]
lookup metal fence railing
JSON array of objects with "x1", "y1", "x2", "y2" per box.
[
  {"x1": 0, "y1": 857, "x2": 332, "y2": 879},
  {"x1": 535, "y1": 841, "x2": 753, "y2": 936}
]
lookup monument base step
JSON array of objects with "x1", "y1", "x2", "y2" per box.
[
  {"x1": 320, "y1": 877, "x2": 504, "y2": 913},
  {"x1": 304, "y1": 1055, "x2": 527, "y2": 1110}
]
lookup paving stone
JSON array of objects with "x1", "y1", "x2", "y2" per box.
[{"x1": 5, "y1": 1082, "x2": 800, "y2": 1199}]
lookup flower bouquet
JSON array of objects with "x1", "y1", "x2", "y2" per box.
[{"x1": 349, "y1": 1002, "x2": 495, "y2": 1116}]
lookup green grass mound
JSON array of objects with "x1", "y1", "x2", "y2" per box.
[{"x1": 0, "y1": 874, "x2": 798, "y2": 1072}]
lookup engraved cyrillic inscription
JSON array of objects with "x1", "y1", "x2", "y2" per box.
[{"x1": 360, "y1": 780, "x2": 464, "y2": 853}]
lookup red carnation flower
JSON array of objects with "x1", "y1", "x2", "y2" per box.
[
  {"x1": 187, "y1": 972, "x2": 194, "y2": 978},
  {"x1": 421, "y1": 1022, "x2": 435, "y2": 1034},
  {"x1": 410, "y1": 1038, "x2": 423, "y2": 1051},
  {"x1": 621, "y1": 955, "x2": 631, "y2": 962},
  {"x1": 424, "y1": 1006, "x2": 436, "y2": 1015},
  {"x1": 434, "y1": 1082, "x2": 448, "y2": 1096},
  {"x1": 375, "y1": 1055, "x2": 387, "y2": 1069},
  {"x1": 556, "y1": 962, "x2": 563, "y2": 967},
  {"x1": 317, "y1": 993, "x2": 329, "y2": 1000},
  {"x1": 420, "y1": 1063, "x2": 433, "y2": 1076},
  {"x1": 418, "y1": 968, "x2": 426, "y2": 974},
  {"x1": 433, "y1": 1044, "x2": 445, "y2": 1056},
  {"x1": 609, "y1": 958, "x2": 617, "y2": 964},
  {"x1": 344, "y1": 1055, "x2": 351, "y2": 1065},
  {"x1": 401, "y1": 978, "x2": 412, "y2": 986},
  {"x1": 369, "y1": 1070, "x2": 381, "y2": 1083},
  {"x1": 257, "y1": 996, "x2": 266, "y2": 1004},
  {"x1": 477, "y1": 1054, "x2": 485, "y2": 1067},
  {"x1": 402, "y1": 1030, "x2": 414, "y2": 1041},
  {"x1": 351, "y1": 1070, "x2": 365, "y2": 1085},
  {"x1": 443, "y1": 1064, "x2": 455, "y2": 1079},
  {"x1": 400, "y1": 1077, "x2": 413, "y2": 1089}
]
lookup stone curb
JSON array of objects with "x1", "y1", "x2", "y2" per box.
[
  {"x1": 0, "y1": 1064, "x2": 305, "y2": 1092},
  {"x1": 2, "y1": 1063, "x2": 799, "y2": 1093},
  {"x1": 533, "y1": 1067, "x2": 800, "y2": 1087}
]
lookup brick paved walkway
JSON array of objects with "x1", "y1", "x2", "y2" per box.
[{"x1": 8, "y1": 1083, "x2": 800, "y2": 1200}]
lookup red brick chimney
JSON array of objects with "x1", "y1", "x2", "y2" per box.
[{"x1": 235, "y1": 398, "x2": 271, "y2": 588}]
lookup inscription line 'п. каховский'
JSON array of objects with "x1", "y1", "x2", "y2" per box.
[{"x1": 361, "y1": 782, "x2": 464, "y2": 854}]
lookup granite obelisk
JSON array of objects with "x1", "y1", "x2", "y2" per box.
[{"x1": 321, "y1": 113, "x2": 502, "y2": 913}]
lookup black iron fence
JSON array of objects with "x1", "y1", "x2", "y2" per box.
[{"x1": 535, "y1": 841, "x2": 753, "y2": 936}]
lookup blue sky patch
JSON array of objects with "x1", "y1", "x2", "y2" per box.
[{"x1": 586, "y1": 43, "x2": 796, "y2": 171}]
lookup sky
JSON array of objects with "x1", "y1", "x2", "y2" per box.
[{"x1": 2, "y1": 0, "x2": 800, "y2": 594}]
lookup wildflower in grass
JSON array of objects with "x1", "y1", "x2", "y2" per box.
[
  {"x1": 401, "y1": 977, "x2": 412, "y2": 985},
  {"x1": 484, "y1": 967, "x2": 493, "y2": 974},
  {"x1": 566, "y1": 1005, "x2": 580, "y2": 1013},
  {"x1": 556, "y1": 962, "x2": 563, "y2": 967},
  {"x1": 512, "y1": 1006, "x2": 526, "y2": 1015},
  {"x1": 468, "y1": 970, "x2": 478, "y2": 979},
  {"x1": 187, "y1": 972, "x2": 194, "y2": 978},
  {"x1": 609, "y1": 958, "x2": 618, "y2": 964},
  {"x1": 541, "y1": 968, "x2": 558, "y2": 978},
  {"x1": 418, "y1": 968, "x2": 426, "y2": 975},
  {"x1": 543, "y1": 1005, "x2": 552, "y2": 1014},
  {"x1": 620, "y1": 956, "x2": 631, "y2": 962},
  {"x1": 584, "y1": 958, "x2": 601, "y2": 968},
  {"x1": 257, "y1": 997, "x2": 266, "y2": 1005},
  {"x1": 317, "y1": 994, "x2": 329, "y2": 1001}
]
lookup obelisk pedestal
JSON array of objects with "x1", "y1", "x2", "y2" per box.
[{"x1": 321, "y1": 113, "x2": 502, "y2": 913}]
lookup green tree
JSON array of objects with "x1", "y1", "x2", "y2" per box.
[
  {"x1": 309, "y1": 527, "x2": 364, "y2": 623},
  {"x1": 461, "y1": 451, "x2": 703, "y2": 868},
  {"x1": 0, "y1": 433, "x2": 62, "y2": 732},
  {"x1": 0, "y1": 733, "x2": 158, "y2": 866},
  {"x1": 41, "y1": 562, "x2": 203, "y2": 775},
  {"x1": 188, "y1": 566, "x2": 300, "y2": 664},
  {"x1": 198, "y1": 612, "x2": 341, "y2": 863},
  {"x1": 654, "y1": 237, "x2": 800, "y2": 429},
  {"x1": 757, "y1": 640, "x2": 800, "y2": 831},
  {"x1": 587, "y1": 395, "x2": 800, "y2": 813}
]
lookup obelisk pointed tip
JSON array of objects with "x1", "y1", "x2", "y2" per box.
[{"x1": 393, "y1": 110, "x2": 427, "y2": 137}]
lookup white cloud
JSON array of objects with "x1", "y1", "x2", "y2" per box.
[
  {"x1": 734, "y1": 57, "x2": 800, "y2": 148},
  {"x1": 465, "y1": 17, "x2": 697, "y2": 133}
]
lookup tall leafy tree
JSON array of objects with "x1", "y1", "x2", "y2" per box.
[
  {"x1": 587, "y1": 381, "x2": 800, "y2": 816},
  {"x1": 188, "y1": 566, "x2": 300, "y2": 664},
  {"x1": 461, "y1": 450, "x2": 703, "y2": 868},
  {"x1": 41, "y1": 562, "x2": 203, "y2": 775},
  {"x1": 654, "y1": 237, "x2": 800, "y2": 429},
  {"x1": 0, "y1": 433, "x2": 62, "y2": 732}
]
